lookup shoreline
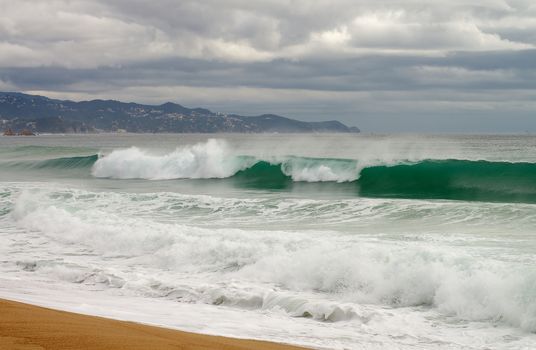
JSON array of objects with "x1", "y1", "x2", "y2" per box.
[{"x1": 0, "y1": 298, "x2": 309, "y2": 350}]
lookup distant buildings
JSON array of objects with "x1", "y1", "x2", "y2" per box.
[{"x1": 3, "y1": 128, "x2": 35, "y2": 136}]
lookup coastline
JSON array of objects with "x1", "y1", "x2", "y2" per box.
[{"x1": 0, "y1": 298, "x2": 308, "y2": 350}]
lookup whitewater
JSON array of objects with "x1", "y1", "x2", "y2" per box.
[{"x1": 1, "y1": 134, "x2": 536, "y2": 349}]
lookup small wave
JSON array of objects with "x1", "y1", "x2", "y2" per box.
[
  {"x1": 0, "y1": 145, "x2": 96, "y2": 156},
  {"x1": 35, "y1": 154, "x2": 98, "y2": 169},
  {"x1": 3, "y1": 154, "x2": 98, "y2": 171}
]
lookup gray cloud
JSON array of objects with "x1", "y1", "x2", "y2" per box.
[{"x1": 0, "y1": 0, "x2": 535, "y2": 131}]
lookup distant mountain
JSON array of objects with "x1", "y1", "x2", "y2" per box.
[{"x1": 0, "y1": 92, "x2": 360, "y2": 134}]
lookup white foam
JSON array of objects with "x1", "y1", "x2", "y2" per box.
[
  {"x1": 6, "y1": 188, "x2": 536, "y2": 334},
  {"x1": 11, "y1": 275, "x2": 529, "y2": 350},
  {"x1": 91, "y1": 139, "x2": 249, "y2": 180},
  {"x1": 91, "y1": 139, "x2": 365, "y2": 182},
  {"x1": 280, "y1": 158, "x2": 360, "y2": 182}
]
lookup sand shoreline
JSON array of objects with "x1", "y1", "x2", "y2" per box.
[{"x1": 0, "y1": 298, "x2": 308, "y2": 350}]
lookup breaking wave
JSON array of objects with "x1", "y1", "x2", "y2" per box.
[
  {"x1": 90, "y1": 140, "x2": 359, "y2": 182},
  {"x1": 91, "y1": 139, "x2": 248, "y2": 179},
  {"x1": 7, "y1": 189, "x2": 536, "y2": 331},
  {"x1": 4, "y1": 140, "x2": 536, "y2": 203},
  {"x1": 90, "y1": 141, "x2": 536, "y2": 203}
]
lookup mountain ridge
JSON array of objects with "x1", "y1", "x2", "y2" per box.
[{"x1": 0, "y1": 92, "x2": 359, "y2": 134}]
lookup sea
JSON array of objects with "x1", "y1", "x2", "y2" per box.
[{"x1": 1, "y1": 133, "x2": 536, "y2": 350}]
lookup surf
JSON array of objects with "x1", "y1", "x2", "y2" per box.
[
  {"x1": 5, "y1": 186, "x2": 536, "y2": 332},
  {"x1": 90, "y1": 141, "x2": 536, "y2": 203},
  {"x1": 4, "y1": 141, "x2": 536, "y2": 203},
  {"x1": 2, "y1": 134, "x2": 536, "y2": 349}
]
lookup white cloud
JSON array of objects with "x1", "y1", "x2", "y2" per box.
[
  {"x1": 411, "y1": 66, "x2": 516, "y2": 84},
  {"x1": 0, "y1": 0, "x2": 535, "y2": 68},
  {"x1": 0, "y1": 41, "x2": 41, "y2": 67},
  {"x1": 347, "y1": 14, "x2": 531, "y2": 50}
]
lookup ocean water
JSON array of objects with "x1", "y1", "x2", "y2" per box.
[{"x1": 1, "y1": 133, "x2": 536, "y2": 349}]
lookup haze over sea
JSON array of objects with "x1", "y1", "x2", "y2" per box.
[{"x1": 1, "y1": 133, "x2": 536, "y2": 349}]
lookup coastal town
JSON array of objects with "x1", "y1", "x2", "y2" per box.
[{"x1": 2, "y1": 128, "x2": 35, "y2": 136}]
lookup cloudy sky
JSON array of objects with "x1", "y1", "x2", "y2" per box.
[{"x1": 1, "y1": 0, "x2": 536, "y2": 131}]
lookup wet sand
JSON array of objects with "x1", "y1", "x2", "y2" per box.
[{"x1": 0, "y1": 298, "x2": 308, "y2": 350}]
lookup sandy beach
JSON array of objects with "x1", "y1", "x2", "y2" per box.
[{"x1": 0, "y1": 299, "x2": 307, "y2": 350}]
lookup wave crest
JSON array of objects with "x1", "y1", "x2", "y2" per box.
[
  {"x1": 281, "y1": 157, "x2": 359, "y2": 182},
  {"x1": 6, "y1": 140, "x2": 536, "y2": 203},
  {"x1": 91, "y1": 139, "x2": 248, "y2": 180},
  {"x1": 91, "y1": 140, "x2": 359, "y2": 183}
]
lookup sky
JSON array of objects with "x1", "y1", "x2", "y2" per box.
[{"x1": 1, "y1": 0, "x2": 536, "y2": 132}]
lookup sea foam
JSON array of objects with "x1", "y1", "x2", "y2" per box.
[
  {"x1": 9, "y1": 188, "x2": 536, "y2": 332},
  {"x1": 91, "y1": 139, "x2": 248, "y2": 179}
]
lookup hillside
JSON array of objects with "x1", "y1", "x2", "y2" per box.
[{"x1": 0, "y1": 92, "x2": 359, "y2": 134}]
